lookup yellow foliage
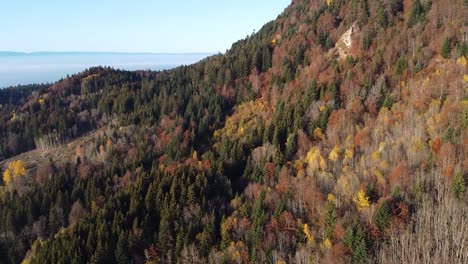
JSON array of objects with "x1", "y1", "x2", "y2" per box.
[
  {"x1": 410, "y1": 136, "x2": 425, "y2": 153},
  {"x1": 314, "y1": 127, "x2": 325, "y2": 140},
  {"x1": 319, "y1": 156, "x2": 327, "y2": 171},
  {"x1": 425, "y1": 117, "x2": 437, "y2": 137},
  {"x1": 38, "y1": 98, "x2": 45, "y2": 105},
  {"x1": 305, "y1": 147, "x2": 320, "y2": 164},
  {"x1": 327, "y1": 0, "x2": 333, "y2": 6},
  {"x1": 303, "y1": 224, "x2": 314, "y2": 245},
  {"x1": 215, "y1": 100, "x2": 269, "y2": 140},
  {"x1": 379, "y1": 160, "x2": 389, "y2": 170},
  {"x1": 354, "y1": 189, "x2": 370, "y2": 210},
  {"x1": 3, "y1": 160, "x2": 26, "y2": 185},
  {"x1": 378, "y1": 142, "x2": 386, "y2": 152},
  {"x1": 321, "y1": 238, "x2": 332, "y2": 250},
  {"x1": 464, "y1": 75, "x2": 468, "y2": 82},
  {"x1": 372, "y1": 150, "x2": 381, "y2": 160},
  {"x1": 3, "y1": 169, "x2": 12, "y2": 185},
  {"x1": 327, "y1": 193, "x2": 335, "y2": 203},
  {"x1": 328, "y1": 146, "x2": 341, "y2": 161},
  {"x1": 11, "y1": 113, "x2": 17, "y2": 121},
  {"x1": 344, "y1": 148, "x2": 354, "y2": 160},
  {"x1": 374, "y1": 169, "x2": 385, "y2": 185},
  {"x1": 319, "y1": 106, "x2": 327, "y2": 112},
  {"x1": 457, "y1": 56, "x2": 467, "y2": 66},
  {"x1": 91, "y1": 201, "x2": 98, "y2": 213}
]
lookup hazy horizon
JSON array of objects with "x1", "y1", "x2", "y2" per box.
[{"x1": 0, "y1": 52, "x2": 213, "y2": 88}]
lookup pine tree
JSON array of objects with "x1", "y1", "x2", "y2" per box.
[
  {"x1": 453, "y1": 172, "x2": 465, "y2": 199},
  {"x1": 407, "y1": 0, "x2": 423, "y2": 27},
  {"x1": 353, "y1": 238, "x2": 367, "y2": 264},
  {"x1": 441, "y1": 37, "x2": 452, "y2": 59},
  {"x1": 324, "y1": 200, "x2": 337, "y2": 239},
  {"x1": 374, "y1": 201, "x2": 390, "y2": 233},
  {"x1": 285, "y1": 133, "x2": 297, "y2": 160},
  {"x1": 115, "y1": 231, "x2": 129, "y2": 264},
  {"x1": 377, "y1": 6, "x2": 388, "y2": 28}
]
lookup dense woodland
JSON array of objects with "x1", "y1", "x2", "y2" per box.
[{"x1": 0, "y1": 0, "x2": 467, "y2": 263}]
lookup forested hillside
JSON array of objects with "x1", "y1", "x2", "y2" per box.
[{"x1": 0, "y1": 0, "x2": 467, "y2": 263}]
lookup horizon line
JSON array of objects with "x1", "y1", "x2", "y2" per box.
[{"x1": 0, "y1": 51, "x2": 218, "y2": 55}]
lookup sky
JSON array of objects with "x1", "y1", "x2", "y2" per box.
[{"x1": 0, "y1": 0, "x2": 291, "y2": 53}]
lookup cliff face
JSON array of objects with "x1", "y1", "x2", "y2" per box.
[{"x1": 0, "y1": 0, "x2": 467, "y2": 263}]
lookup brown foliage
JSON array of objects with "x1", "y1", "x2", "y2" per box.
[
  {"x1": 35, "y1": 163, "x2": 52, "y2": 185},
  {"x1": 68, "y1": 201, "x2": 85, "y2": 227}
]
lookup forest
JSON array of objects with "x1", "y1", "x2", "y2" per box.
[{"x1": 0, "y1": 0, "x2": 467, "y2": 263}]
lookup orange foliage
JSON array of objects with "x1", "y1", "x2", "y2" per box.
[
  {"x1": 389, "y1": 161, "x2": 410, "y2": 188},
  {"x1": 437, "y1": 142, "x2": 456, "y2": 165},
  {"x1": 327, "y1": 109, "x2": 354, "y2": 146},
  {"x1": 354, "y1": 127, "x2": 372, "y2": 149},
  {"x1": 431, "y1": 137, "x2": 442, "y2": 153}
]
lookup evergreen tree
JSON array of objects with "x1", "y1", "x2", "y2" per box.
[
  {"x1": 115, "y1": 231, "x2": 129, "y2": 264},
  {"x1": 374, "y1": 201, "x2": 390, "y2": 233},
  {"x1": 441, "y1": 37, "x2": 452, "y2": 59},
  {"x1": 453, "y1": 172, "x2": 465, "y2": 199}
]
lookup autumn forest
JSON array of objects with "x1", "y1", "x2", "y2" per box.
[{"x1": 0, "y1": 0, "x2": 467, "y2": 263}]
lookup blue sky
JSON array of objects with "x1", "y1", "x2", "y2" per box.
[{"x1": 0, "y1": 0, "x2": 290, "y2": 53}]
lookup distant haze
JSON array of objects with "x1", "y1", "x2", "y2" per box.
[{"x1": 0, "y1": 52, "x2": 213, "y2": 88}]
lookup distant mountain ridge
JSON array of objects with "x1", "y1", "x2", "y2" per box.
[{"x1": 0, "y1": 51, "x2": 214, "y2": 56}]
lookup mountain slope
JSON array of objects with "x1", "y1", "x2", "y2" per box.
[{"x1": 0, "y1": 0, "x2": 467, "y2": 263}]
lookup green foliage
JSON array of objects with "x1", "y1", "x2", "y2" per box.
[
  {"x1": 374, "y1": 201, "x2": 391, "y2": 233},
  {"x1": 362, "y1": 31, "x2": 371, "y2": 50},
  {"x1": 377, "y1": 5, "x2": 388, "y2": 28},
  {"x1": 285, "y1": 133, "x2": 297, "y2": 160},
  {"x1": 443, "y1": 126, "x2": 455, "y2": 143},
  {"x1": 324, "y1": 200, "x2": 337, "y2": 239},
  {"x1": 453, "y1": 172, "x2": 465, "y2": 199},
  {"x1": 382, "y1": 96, "x2": 394, "y2": 108},
  {"x1": 407, "y1": 0, "x2": 424, "y2": 27},
  {"x1": 396, "y1": 57, "x2": 408, "y2": 75},
  {"x1": 456, "y1": 41, "x2": 468, "y2": 57},
  {"x1": 441, "y1": 37, "x2": 452, "y2": 59},
  {"x1": 343, "y1": 222, "x2": 368, "y2": 264}
]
